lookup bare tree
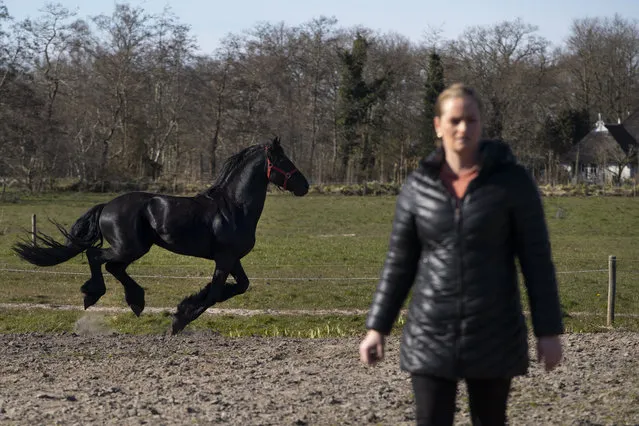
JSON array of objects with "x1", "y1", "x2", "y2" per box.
[
  {"x1": 0, "y1": 0, "x2": 20, "y2": 90},
  {"x1": 297, "y1": 16, "x2": 340, "y2": 182},
  {"x1": 20, "y1": 4, "x2": 89, "y2": 181},
  {"x1": 138, "y1": 6, "x2": 197, "y2": 180},
  {"x1": 89, "y1": 3, "x2": 153, "y2": 179},
  {"x1": 185, "y1": 49, "x2": 234, "y2": 180},
  {"x1": 444, "y1": 18, "x2": 554, "y2": 167},
  {"x1": 564, "y1": 14, "x2": 639, "y2": 122},
  {"x1": 4, "y1": 3, "x2": 639, "y2": 189}
]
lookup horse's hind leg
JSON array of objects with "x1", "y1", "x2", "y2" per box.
[
  {"x1": 100, "y1": 221, "x2": 151, "y2": 316},
  {"x1": 105, "y1": 261, "x2": 146, "y2": 316},
  {"x1": 80, "y1": 247, "x2": 108, "y2": 309}
]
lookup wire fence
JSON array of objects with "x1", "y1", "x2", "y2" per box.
[
  {"x1": 1, "y1": 256, "x2": 637, "y2": 324},
  {"x1": 2, "y1": 265, "x2": 637, "y2": 281},
  {"x1": 0, "y1": 267, "x2": 380, "y2": 281}
]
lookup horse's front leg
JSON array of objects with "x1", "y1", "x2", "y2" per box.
[
  {"x1": 171, "y1": 267, "x2": 229, "y2": 335},
  {"x1": 217, "y1": 261, "x2": 250, "y2": 303}
]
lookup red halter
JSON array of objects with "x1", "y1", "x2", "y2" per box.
[{"x1": 265, "y1": 146, "x2": 298, "y2": 190}]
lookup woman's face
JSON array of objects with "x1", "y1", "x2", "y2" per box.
[{"x1": 434, "y1": 95, "x2": 482, "y2": 160}]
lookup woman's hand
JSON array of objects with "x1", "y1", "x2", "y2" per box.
[
  {"x1": 359, "y1": 329, "x2": 385, "y2": 365},
  {"x1": 537, "y1": 335, "x2": 563, "y2": 371}
]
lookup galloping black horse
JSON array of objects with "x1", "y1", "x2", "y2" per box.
[{"x1": 13, "y1": 137, "x2": 309, "y2": 334}]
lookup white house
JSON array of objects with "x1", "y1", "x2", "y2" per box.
[{"x1": 561, "y1": 113, "x2": 638, "y2": 184}]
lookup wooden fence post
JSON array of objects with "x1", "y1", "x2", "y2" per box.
[
  {"x1": 31, "y1": 214, "x2": 37, "y2": 247},
  {"x1": 607, "y1": 255, "x2": 617, "y2": 326}
]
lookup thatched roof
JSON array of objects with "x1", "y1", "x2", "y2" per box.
[
  {"x1": 562, "y1": 114, "x2": 638, "y2": 164},
  {"x1": 562, "y1": 125, "x2": 627, "y2": 164}
]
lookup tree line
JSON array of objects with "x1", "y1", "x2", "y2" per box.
[{"x1": 1, "y1": 2, "x2": 638, "y2": 191}]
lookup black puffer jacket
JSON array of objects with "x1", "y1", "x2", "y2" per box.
[{"x1": 366, "y1": 140, "x2": 564, "y2": 379}]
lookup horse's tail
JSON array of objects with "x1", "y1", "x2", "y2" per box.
[{"x1": 13, "y1": 203, "x2": 106, "y2": 267}]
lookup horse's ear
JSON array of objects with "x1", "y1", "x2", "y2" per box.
[{"x1": 273, "y1": 136, "x2": 280, "y2": 148}]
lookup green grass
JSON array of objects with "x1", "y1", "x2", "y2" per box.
[
  {"x1": 1, "y1": 192, "x2": 639, "y2": 335},
  {"x1": 0, "y1": 308, "x2": 375, "y2": 337},
  {"x1": 0, "y1": 308, "x2": 81, "y2": 333}
]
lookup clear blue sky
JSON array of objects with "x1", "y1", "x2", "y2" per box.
[{"x1": 4, "y1": 0, "x2": 639, "y2": 53}]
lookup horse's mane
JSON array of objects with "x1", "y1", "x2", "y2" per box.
[{"x1": 199, "y1": 143, "x2": 266, "y2": 198}]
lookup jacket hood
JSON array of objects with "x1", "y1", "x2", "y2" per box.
[{"x1": 419, "y1": 139, "x2": 516, "y2": 176}]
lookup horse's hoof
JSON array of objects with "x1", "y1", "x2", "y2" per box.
[
  {"x1": 82, "y1": 293, "x2": 101, "y2": 310},
  {"x1": 130, "y1": 304, "x2": 144, "y2": 317},
  {"x1": 125, "y1": 292, "x2": 145, "y2": 316}
]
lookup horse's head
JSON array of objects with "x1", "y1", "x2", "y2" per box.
[{"x1": 265, "y1": 137, "x2": 309, "y2": 196}]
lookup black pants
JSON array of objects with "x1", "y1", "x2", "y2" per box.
[{"x1": 411, "y1": 374, "x2": 511, "y2": 426}]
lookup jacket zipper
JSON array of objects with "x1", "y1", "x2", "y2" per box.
[
  {"x1": 442, "y1": 174, "x2": 480, "y2": 373},
  {"x1": 453, "y1": 196, "x2": 463, "y2": 368},
  {"x1": 454, "y1": 190, "x2": 473, "y2": 371}
]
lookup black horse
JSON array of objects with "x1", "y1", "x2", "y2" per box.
[{"x1": 13, "y1": 137, "x2": 309, "y2": 334}]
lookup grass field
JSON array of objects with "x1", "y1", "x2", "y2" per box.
[{"x1": 1, "y1": 192, "x2": 638, "y2": 335}]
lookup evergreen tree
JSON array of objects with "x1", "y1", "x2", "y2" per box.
[
  {"x1": 421, "y1": 52, "x2": 445, "y2": 156},
  {"x1": 336, "y1": 33, "x2": 369, "y2": 179},
  {"x1": 336, "y1": 33, "x2": 392, "y2": 181},
  {"x1": 543, "y1": 108, "x2": 591, "y2": 154}
]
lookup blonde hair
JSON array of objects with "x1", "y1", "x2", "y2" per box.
[{"x1": 434, "y1": 83, "x2": 483, "y2": 118}]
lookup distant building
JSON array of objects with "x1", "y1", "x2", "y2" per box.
[{"x1": 561, "y1": 112, "x2": 639, "y2": 183}]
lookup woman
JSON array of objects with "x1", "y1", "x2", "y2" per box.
[{"x1": 359, "y1": 83, "x2": 564, "y2": 426}]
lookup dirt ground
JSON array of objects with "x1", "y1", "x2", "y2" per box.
[{"x1": 0, "y1": 326, "x2": 637, "y2": 425}]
